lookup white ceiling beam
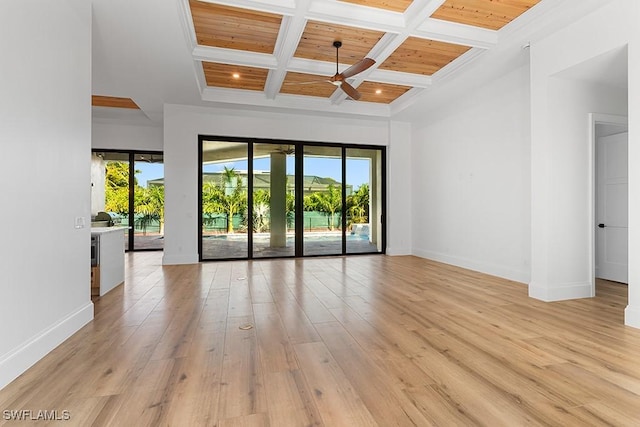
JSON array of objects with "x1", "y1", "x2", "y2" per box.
[
  {"x1": 264, "y1": 0, "x2": 312, "y2": 99},
  {"x1": 307, "y1": 0, "x2": 404, "y2": 33},
  {"x1": 192, "y1": 46, "x2": 277, "y2": 69},
  {"x1": 288, "y1": 57, "x2": 356, "y2": 76},
  {"x1": 287, "y1": 57, "x2": 431, "y2": 88},
  {"x1": 367, "y1": 69, "x2": 432, "y2": 88},
  {"x1": 196, "y1": 0, "x2": 296, "y2": 16},
  {"x1": 430, "y1": 47, "x2": 486, "y2": 82},
  {"x1": 389, "y1": 87, "x2": 426, "y2": 114},
  {"x1": 201, "y1": 86, "x2": 391, "y2": 117},
  {"x1": 402, "y1": 0, "x2": 447, "y2": 23},
  {"x1": 414, "y1": 19, "x2": 497, "y2": 49}
]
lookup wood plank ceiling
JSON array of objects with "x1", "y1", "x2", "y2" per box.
[
  {"x1": 182, "y1": 0, "x2": 542, "y2": 110},
  {"x1": 92, "y1": 95, "x2": 140, "y2": 109}
]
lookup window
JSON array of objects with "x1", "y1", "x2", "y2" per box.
[{"x1": 199, "y1": 137, "x2": 385, "y2": 260}]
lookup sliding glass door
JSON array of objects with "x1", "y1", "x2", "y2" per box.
[
  {"x1": 346, "y1": 148, "x2": 383, "y2": 254},
  {"x1": 91, "y1": 150, "x2": 164, "y2": 252},
  {"x1": 253, "y1": 143, "x2": 296, "y2": 258},
  {"x1": 199, "y1": 137, "x2": 384, "y2": 261},
  {"x1": 200, "y1": 141, "x2": 249, "y2": 260},
  {"x1": 133, "y1": 153, "x2": 164, "y2": 250},
  {"x1": 303, "y1": 146, "x2": 343, "y2": 256}
]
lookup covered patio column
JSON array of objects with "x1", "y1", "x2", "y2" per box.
[{"x1": 270, "y1": 152, "x2": 287, "y2": 247}]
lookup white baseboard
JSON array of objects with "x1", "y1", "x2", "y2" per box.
[
  {"x1": 625, "y1": 305, "x2": 640, "y2": 329},
  {"x1": 162, "y1": 253, "x2": 199, "y2": 265},
  {"x1": 528, "y1": 280, "x2": 594, "y2": 302},
  {"x1": 386, "y1": 246, "x2": 412, "y2": 256},
  {"x1": 412, "y1": 248, "x2": 529, "y2": 284},
  {"x1": 0, "y1": 302, "x2": 94, "y2": 390}
]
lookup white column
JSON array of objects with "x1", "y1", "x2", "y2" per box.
[
  {"x1": 387, "y1": 121, "x2": 412, "y2": 255},
  {"x1": 270, "y1": 153, "x2": 287, "y2": 247},
  {"x1": 626, "y1": 25, "x2": 640, "y2": 328}
]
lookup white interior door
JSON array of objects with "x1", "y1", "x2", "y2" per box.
[{"x1": 596, "y1": 132, "x2": 628, "y2": 283}]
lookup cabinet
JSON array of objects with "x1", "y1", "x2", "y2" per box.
[{"x1": 90, "y1": 227, "x2": 125, "y2": 296}]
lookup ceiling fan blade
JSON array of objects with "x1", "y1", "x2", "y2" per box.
[
  {"x1": 340, "y1": 81, "x2": 361, "y2": 100},
  {"x1": 340, "y1": 58, "x2": 375, "y2": 79}
]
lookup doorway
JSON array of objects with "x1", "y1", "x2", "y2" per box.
[
  {"x1": 92, "y1": 150, "x2": 165, "y2": 252},
  {"x1": 590, "y1": 114, "x2": 628, "y2": 290}
]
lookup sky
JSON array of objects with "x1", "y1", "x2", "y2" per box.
[
  {"x1": 135, "y1": 156, "x2": 371, "y2": 189},
  {"x1": 135, "y1": 162, "x2": 164, "y2": 188},
  {"x1": 199, "y1": 156, "x2": 371, "y2": 189}
]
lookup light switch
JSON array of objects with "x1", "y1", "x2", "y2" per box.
[{"x1": 75, "y1": 217, "x2": 85, "y2": 229}]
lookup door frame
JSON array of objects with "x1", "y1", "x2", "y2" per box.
[
  {"x1": 588, "y1": 113, "x2": 628, "y2": 293},
  {"x1": 197, "y1": 135, "x2": 387, "y2": 261},
  {"x1": 92, "y1": 148, "x2": 165, "y2": 252}
]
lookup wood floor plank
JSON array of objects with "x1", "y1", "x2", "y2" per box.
[
  {"x1": 253, "y1": 304, "x2": 299, "y2": 373},
  {"x1": 217, "y1": 315, "x2": 267, "y2": 420},
  {"x1": 293, "y1": 341, "x2": 379, "y2": 427},
  {"x1": 3, "y1": 253, "x2": 640, "y2": 426},
  {"x1": 263, "y1": 370, "x2": 322, "y2": 427},
  {"x1": 314, "y1": 321, "x2": 434, "y2": 427}
]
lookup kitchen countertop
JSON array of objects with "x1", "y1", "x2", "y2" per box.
[{"x1": 91, "y1": 226, "x2": 127, "y2": 235}]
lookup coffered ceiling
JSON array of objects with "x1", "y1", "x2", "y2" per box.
[
  {"x1": 94, "y1": 0, "x2": 597, "y2": 122},
  {"x1": 182, "y1": 0, "x2": 540, "y2": 115}
]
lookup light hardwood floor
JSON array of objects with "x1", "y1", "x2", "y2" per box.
[{"x1": 2, "y1": 253, "x2": 640, "y2": 426}]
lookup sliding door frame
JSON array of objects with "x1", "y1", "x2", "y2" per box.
[
  {"x1": 198, "y1": 135, "x2": 386, "y2": 261},
  {"x1": 92, "y1": 148, "x2": 164, "y2": 252}
]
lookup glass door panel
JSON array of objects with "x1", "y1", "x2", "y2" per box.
[
  {"x1": 201, "y1": 140, "x2": 249, "y2": 260},
  {"x1": 92, "y1": 151, "x2": 130, "y2": 251},
  {"x1": 346, "y1": 148, "x2": 383, "y2": 253},
  {"x1": 133, "y1": 153, "x2": 164, "y2": 250},
  {"x1": 303, "y1": 146, "x2": 343, "y2": 256},
  {"x1": 253, "y1": 143, "x2": 296, "y2": 258}
]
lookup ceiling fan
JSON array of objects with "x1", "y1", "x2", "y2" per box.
[{"x1": 287, "y1": 41, "x2": 375, "y2": 100}]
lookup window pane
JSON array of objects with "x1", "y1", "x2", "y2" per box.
[
  {"x1": 253, "y1": 143, "x2": 296, "y2": 258},
  {"x1": 92, "y1": 151, "x2": 130, "y2": 251},
  {"x1": 133, "y1": 153, "x2": 164, "y2": 250},
  {"x1": 346, "y1": 148, "x2": 383, "y2": 253},
  {"x1": 201, "y1": 141, "x2": 249, "y2": 260},
  {"x1": 303, "y1": 146, "x2": 343, "y2": 256}
]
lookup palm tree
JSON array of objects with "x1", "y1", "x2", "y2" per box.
[
  {"x1": 221, "y1": 166, "x2": 238, "y2": 195},
  {"x1": 135, "y1": 185, "x2": 165, "y2": 235},
  {"x1": 202, "y1": 177, "x2": 247, "y2": 233},
  {"x1": 346, "y1": 183, "x2": 369, "y2": 226},
  {"x1": 202, "y1": 182, "x2": 224, "y2": 231},
  {"x1": 253, "y1": 189, "x2": 270, "y2": 232},
  {"x1": 104, "y1": 162, "x2": 138, "y2": 216},
  {"x1": 306, "y1": 184, "x2": 342, "y2": 231}
]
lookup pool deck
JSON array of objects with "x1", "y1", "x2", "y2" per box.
[
  {"x1": 126, "y1": 232, "x2": 381, "y2": 258},
  {"x1": 202, "y1": 233, "x2": 380, "y2": 259}
]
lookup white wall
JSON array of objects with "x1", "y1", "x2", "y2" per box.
[
  {"x1": 387, "y1": 122, "x2": 412, "y2": 255},
  {"x1": 0, "y1": 1, "x2": 93, "y2": 389},
  {"x1": 411, "y1": 65, "x2": 532, "y2": 283},
  {"x1": 530, "y1": 77, "x2": 626, "y2": 301},
  {"x1": 162, "y1": 104, "x2": 398, "y2": 264},
  {"x1": 529, "y1": 0, "x2": 637, "y2": 315},
  {"x1": 92, "y1": 120, "x2": 163, "y2": 151}
]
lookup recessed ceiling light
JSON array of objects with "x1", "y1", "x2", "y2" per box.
[
  {"x1": 375, "y1": 89, "x2": 382, "y2": 94},
  {"x1": 232, "y1": 73, "x2": 240, "y2": 79}
]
